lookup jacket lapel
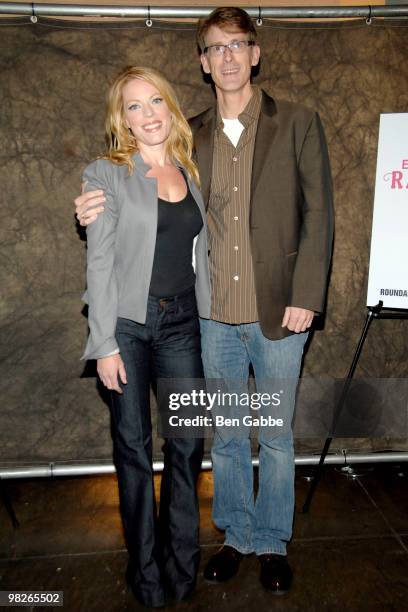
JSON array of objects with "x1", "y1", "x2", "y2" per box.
[
  {"x1": 193, "y1": 108, "x2": 216, "y2": 210},
  {"x1": 251, "y1": 91, "x2": 278, "y2": 204}
]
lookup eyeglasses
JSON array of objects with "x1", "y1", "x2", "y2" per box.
[{"x1": 203, "y1": 40, "x2": 255, "y2": 57}]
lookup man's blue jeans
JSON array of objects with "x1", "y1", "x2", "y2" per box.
[{"x1": 200, "y1": 319, "x2": 307, "y2": 556}]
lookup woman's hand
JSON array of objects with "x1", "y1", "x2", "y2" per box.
[{"x1": 97, "y1": 354, "x2": 127, "y2": 394}]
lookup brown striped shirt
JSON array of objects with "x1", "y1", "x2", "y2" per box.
[{"x1": 207, "y1": 86, "x2": 261, "y2": 324}]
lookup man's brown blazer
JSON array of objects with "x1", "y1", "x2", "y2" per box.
[{"x1": 189, "y1": 89, "x2": 334, "y2": 340}]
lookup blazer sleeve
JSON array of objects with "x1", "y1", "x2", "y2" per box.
[
  {"x1": 81, "y1": 159, "x2": 120, "y2": 360},
  {"x1": 289, "y1": 112, "x2": 334, "y2": 313}
]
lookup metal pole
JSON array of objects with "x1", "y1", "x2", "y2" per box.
[
  {"x1": 1, "y1": 452, "x2": 408, "y2": 479},
  {"x1": 1, "y1": 3, "x2": 408, "y2": 19}
]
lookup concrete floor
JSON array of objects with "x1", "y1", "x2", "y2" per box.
[{"x1": 1, "y1": 464, "x2": 408, "y2": 611}]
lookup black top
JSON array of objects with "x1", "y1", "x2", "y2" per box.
[{"x1": 148, "y1": 179, "x2": 203, "y2": 298}]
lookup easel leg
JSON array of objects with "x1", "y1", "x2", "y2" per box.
[{"x1": 301, "y1": 307, "x2": 377, "y2": 513}]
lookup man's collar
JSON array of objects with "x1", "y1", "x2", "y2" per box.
[
  {"x1": 238, "y1": 85, "x2": 262, "y2": 127},
  {"x1": 215, "y1": 85, "x2": 262, "y2": 130},
  {"x1": 193, "y1": 87, "x2": 276, "y2": 130}
]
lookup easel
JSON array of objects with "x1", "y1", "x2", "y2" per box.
[{"x1": 302, "y1": 300, "x2": 408, "y2": 513}]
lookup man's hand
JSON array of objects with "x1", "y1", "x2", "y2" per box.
[
  {"x1": 97, "y1": 354, "x2": 127, "y2": 394},
  {"x1": 75, "y1": 182, "x2": 106, "y2": 227},
  {"x1": 281, "y1": 306, "x2": 314, "y2": 333}
]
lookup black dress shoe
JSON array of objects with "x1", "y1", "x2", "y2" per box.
[
  {"x1": 204, "y1": 545, "x2": 244, "y2": 582},
  {"x1": 259, "y1": 554, "x2": 293, "y2": 594}
]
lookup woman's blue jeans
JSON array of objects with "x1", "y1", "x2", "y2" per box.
[
  {"x1": 200, "y1": 318, "x2": 307, "y2": 557},
  {"x1": 111, "y1": 289, "x2": 204, "y2": 607}
]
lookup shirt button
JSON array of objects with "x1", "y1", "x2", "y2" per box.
[
  {"x1": 232, "y1": 156, "x2": 238, "y2": 162},
  {"x1": 233, "y1": 186, "x2": 238, "y2": 192},
  {"x1": 234, "y1": 245, "x2": 239, "y2": 251},
  {"x1": 233, "y1": 216, "x2": 239, "y2": 221},
  {"x1": 233, "y1": 275, "x2": 239, "y2": 281}
]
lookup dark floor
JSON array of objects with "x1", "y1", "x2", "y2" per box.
[{"x1": 1, "y1": 464, "x2": 408, "y2": 611}]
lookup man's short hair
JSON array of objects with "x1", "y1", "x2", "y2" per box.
[{"x1": 197, "y1": 7, "x2": 257, "y2": 53}]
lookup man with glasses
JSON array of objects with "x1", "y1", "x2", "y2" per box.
[{"x1": 75, "y1": 7, "x2": 333, "y2": 595}]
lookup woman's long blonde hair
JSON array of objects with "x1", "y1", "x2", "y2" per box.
[{"x1": 102, "y1": 66, "x2": 199, "y2": 185}]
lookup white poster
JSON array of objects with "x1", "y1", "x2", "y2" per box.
[{"x1": 367, "y1": 113, "x2": 408, "y2": 309}]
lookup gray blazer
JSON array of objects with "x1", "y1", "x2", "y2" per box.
[{"x1": 81, "y1": 153, "x2": 211, "y2": 360}]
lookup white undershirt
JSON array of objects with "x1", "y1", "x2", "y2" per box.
[{"x1": 222, "y1": 117, "x2": 244, "y2": 148}]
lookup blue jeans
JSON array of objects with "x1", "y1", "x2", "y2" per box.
[
  {"x1": 200, "y1": 319, "x2": 307, "y2": 556},
  {"x1": 111, "y1": 288, "x2": 203, "y2": 607}
]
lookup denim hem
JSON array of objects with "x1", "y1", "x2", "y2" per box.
[
  {"x1": 255, "y1": 548, "x2": 287, "y2": 556},
  {"x1": 224, "y1": 541, "x2": 255, "y2": 555}
]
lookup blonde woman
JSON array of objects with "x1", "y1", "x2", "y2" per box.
[{"x1": 81, "y1": 67, "x2": 210, "y2": 608}]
